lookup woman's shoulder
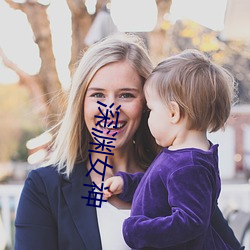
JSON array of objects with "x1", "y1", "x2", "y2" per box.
[
  {"x1": 24, "y1": 164, "x2": 63, "y2": 193},
  {"x1": 28, "y1": 164, "x2": 61, "y2": 180},
  {"x1": 32, "y1": 164, "x2": 60, "y2": 175},
  {"x1": 26, "y1": 162, "x2": 86, "y2": 188}
]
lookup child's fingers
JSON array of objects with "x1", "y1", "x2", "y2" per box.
[
  {"x1": 102, "y1": 180, "x2": 114, "y2": 199},
  {"x1": 103, "y1": 178, "x2": 113, "y2": 189},
  {"x1": 109, "y1": 181, "x2": 120, "y2": 193},
  {"x1": 103, "y1": 187, "x2": 112, "y2": 196},
  {"x1": 103, "y1": 186, "x2": 116, "y2": 200},
  {"x1": 103, "y1": 177, "x2": 118, "y2": 192},
  {"x1": 102, "y1": 176, "x2": 123, "y2": 197}
]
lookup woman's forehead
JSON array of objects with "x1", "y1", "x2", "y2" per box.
[{"x1": 88, "y1": 61, "x2": 142, "y2": 90}]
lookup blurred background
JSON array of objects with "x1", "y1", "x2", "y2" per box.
[{"x1": 0, "y1": 0, "x2": 250, "y2": 249}]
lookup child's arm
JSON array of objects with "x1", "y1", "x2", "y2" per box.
[
  {"x1": 104, "y1": 171, "x2": 145, "y2": 202},
  {"x1": 122, "y1": 166, "x2": 229, "y2": 249},
  {"x1": 103, "y1": 176, "x2": 123, "y2": 199}
]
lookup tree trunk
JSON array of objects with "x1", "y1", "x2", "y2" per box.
[
  {"x1": 66, "y1": 0, "x2": 93, "y2": 71},
  {"x1": 4, "y1": 0, "x2": 64, "y2": 126}
]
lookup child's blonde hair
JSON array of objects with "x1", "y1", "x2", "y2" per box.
[{"x1": 145, "y1": 49, "x2": 236, "y2": 132}]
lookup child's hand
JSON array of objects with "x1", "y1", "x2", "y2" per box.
[{"x1": 103, "y1": 176, "x2": 124, "y2": 199}]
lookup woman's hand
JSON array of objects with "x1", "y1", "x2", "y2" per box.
[{"x1": 103, "y1": 176, "x2": 124, "y2": 199}]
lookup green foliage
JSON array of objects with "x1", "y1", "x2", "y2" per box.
[{"x1": 162, "y1": 19, "x2": 250, "y2": 104}]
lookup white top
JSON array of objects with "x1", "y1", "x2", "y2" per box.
[{"x1": 96, "y1": 201, "x2": 131, "y2": 250}]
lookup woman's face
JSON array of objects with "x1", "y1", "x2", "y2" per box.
[{"x1": 84, "y1": 61, "x2": 144, "y2": 151}]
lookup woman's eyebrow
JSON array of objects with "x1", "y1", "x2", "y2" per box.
[
  {"x1": 86, "y1": 87, "x2": 104, "y2": 91},
  {"x1": 119, "y1": 88, "x2": 139, "y2": 92},
  {"x1": 87, "y1": 87, "x2": 140, "y2": 92}
]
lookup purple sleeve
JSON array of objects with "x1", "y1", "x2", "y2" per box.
[
  {"x1": 115, "y1": 171, "x2": 144, "y2": 202},
  {"x1": 122, "y1": 166, "x2": 215, "y2": 249}
]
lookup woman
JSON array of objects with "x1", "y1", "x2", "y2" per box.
[{"x1": 14, "y1": 34, "x2": 243, "y2": 250}]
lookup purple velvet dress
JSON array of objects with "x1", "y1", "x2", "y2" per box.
[{"x1": 117, "y1": 144, "x2": 234, "y2": 250}]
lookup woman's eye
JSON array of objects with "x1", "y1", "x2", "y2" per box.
[
  {"x1": 120, "y1": 93, "x2": 135, "y2": 98},
  {"x1": 90, "y1": 93, "x2": 104, "y2": 98}
]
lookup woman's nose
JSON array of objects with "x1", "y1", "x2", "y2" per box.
[
  {"x1": 107, "y1": 95, "x2": 116, "y2": 107},
  {"x1": 101, "y1": 95, "x2": 119, "y2": 111},
  {"x1": 98, "y1": 98, "x2": 121, "y2": 126},
  {"x1": 98, "y1": 96, "x2": 115, "y2": 111}
]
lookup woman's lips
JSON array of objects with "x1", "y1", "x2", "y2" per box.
[{"x1": 98, "y1": 121, "x2": 127, "y2": 136}]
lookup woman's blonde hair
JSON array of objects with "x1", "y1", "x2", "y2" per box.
[
  {"x1": 145, "y1": 49, "x2": 236, "y2": 132},
  {"x1": 50, "y1": 34, "x2": 158, "y2": 177}
]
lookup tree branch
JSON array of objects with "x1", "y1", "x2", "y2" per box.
[
  {"x1": 0, "y1": 47, "x2": 29, "y2": 82},
  {"x1": 0, "y1": 47, "x2": 47, "y2": 114},
  {"x1": 4, "y1": 0, "x2": 24, "y2": 10}
]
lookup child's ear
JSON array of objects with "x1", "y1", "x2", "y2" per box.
[{"x1": 169, "y1": 101, "x2": 180, "y2": 124}]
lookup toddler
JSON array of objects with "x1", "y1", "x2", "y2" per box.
[{"x1": 104, "y1": 49, "x2": 236, "y2": 249}]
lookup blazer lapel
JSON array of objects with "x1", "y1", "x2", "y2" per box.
[{"x1": 62, "y1": 163, "x2": 102, "y2": 250}]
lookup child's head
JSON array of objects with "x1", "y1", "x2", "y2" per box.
[{"x1": 144, "y1": 49, "x2": 236, "y2": 133}]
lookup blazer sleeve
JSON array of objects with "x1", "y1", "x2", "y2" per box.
[
  {"x1": 211, "y1": 206, "x2": 245, "y2": 250},
  {"x1": 14, "y1": 170, "x2": 58, "y2": 250}
]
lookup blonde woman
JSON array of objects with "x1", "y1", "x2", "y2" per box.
[{"x1": 15, "y1": 36, "x2": 242, "y2": 250}]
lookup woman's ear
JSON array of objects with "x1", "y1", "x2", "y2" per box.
[{"x1": 169, "y1": 101, "x2": 180, "y2": 124}]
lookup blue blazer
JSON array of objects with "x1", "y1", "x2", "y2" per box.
[
  {"x1": 14, "y1": 163, "x2": 243, "y2": 250},
  {"x1": 15, "y1": 163, "x2": 102, "y2": 250}
]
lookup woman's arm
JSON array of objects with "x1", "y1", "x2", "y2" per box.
[
  {"x1": 14, "y1": 170, "x2": 58, "y2": 250},
  {"x1": 211, "y1": 206, "x2": 245, "y2": 250}
]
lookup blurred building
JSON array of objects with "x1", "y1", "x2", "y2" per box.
[
  {"x1": 208, "y1": 105, "x2": 250, "y2": 181},
  {"x1": 221, "y1": 0, "x2": 250, "y2": 41}
]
